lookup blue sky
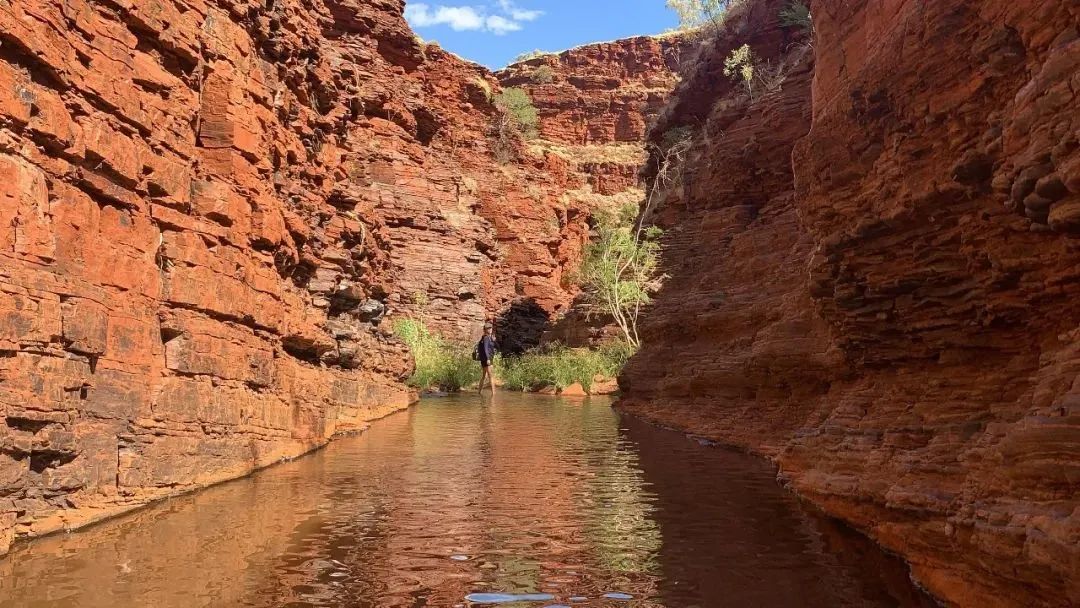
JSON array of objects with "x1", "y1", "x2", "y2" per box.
[{"x1": 405, "y1": 0, "x2": 681, "y2": 69}]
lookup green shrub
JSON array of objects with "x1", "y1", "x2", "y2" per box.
[
  {"x1": 494, "y1": 88, "x2": 539, "y2": 139},
  {"x1": 491, "y1": 87, "x2": 540, "y2": 163},
  {"x1": 779, "y1": 1, "x2": 812, "y2": 33},
  {"x1": 530, "y1": 65, "x2": 556, "y2": 84},
  {"x1": 394, "y1": 318, "x2": 481, "y2": 392},
  {"x1": 495, "y1": 342, "x2": 634, "y2": 392},
  {"x1": 577, "y1": 203, "x2": 664, "y2": 348},
  {"x1": 723, "y1": 43, "x2": 756, "y2": 97}
]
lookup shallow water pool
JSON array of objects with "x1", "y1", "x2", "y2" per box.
[{"x1": 0, "y1": 393, "x2": 936, "y2": 607}]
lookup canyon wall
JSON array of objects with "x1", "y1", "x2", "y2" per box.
[
  {"x1": 0, "y1": 0, "x2": 431, "y2": 553},
  {"x1": 497, "y1": 36, "x2": 690, "y2": 346},
  {"x1": 0, "y1": 0, "x2": 689, "y2": 553},
  {"x1": 619, "y1": 1, "x2": 1080, "y2": 606}
]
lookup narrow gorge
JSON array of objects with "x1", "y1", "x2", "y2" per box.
[
  {"x1": 0, "y1": 0, "x2": 1077, "y2": 606},
  {"x1": 0, "y1": 0, "x2": 686, "y2": 555}
]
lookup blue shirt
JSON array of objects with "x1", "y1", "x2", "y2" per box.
[{"x1": 478, "y1": 335, "x2": 497, "y2": 360}]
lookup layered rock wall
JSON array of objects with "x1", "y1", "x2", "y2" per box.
[
  {"x1": 497, "y1": 36, "x2": 691, "y2": 346},
  {"x1": 620, "y1": 0, "x2": 1080, "y2": 606},
  {"x1": 0, "y1": 0, "x2": 671, "y2": 553},
  {"x1": 0, "y1": 0, "x2": 695, "y2": 551},
  {"x1": 0, "y1": 0, "x2": 435, "y2": 553}
]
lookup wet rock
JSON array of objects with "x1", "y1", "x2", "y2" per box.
[
  {"x1": 559, "y1": 383, "x2": 587, "y2": 397},
  {"x1": 589, "y1": 376, "x2": 620, "y2": 395},
  {"x1": 620, "y1": 0, "x2": 1080, "y2": 606}
]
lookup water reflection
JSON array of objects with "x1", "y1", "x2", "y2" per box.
[{"x1": 0, "y1": 394, "x2": 934, "y2": 607}]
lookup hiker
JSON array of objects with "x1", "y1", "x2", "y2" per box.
[{"x1": 475, "y1": 323, "x2": 497, "y2": 393}]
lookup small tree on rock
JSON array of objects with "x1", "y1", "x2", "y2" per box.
[
  {"x1": 491, "y1": 87, "x2": 539, "y2": 163},
  {"x1": 578, "y1": 204, "x2": 663, "y2": 349},
  {"x1": 724, "y1": 44, "x2": 756, "y2": 98},
  {"x1": 666, "y1": 0, "x2": 740, "y2": 30}
]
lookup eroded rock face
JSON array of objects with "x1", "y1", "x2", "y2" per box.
[
  {"x1": 0, "y1": 0, "x2": 437, "y2": 553},
  {"x1": 0, "y1": 0, "x2": 692, "y2": 550},
  {"x1": 497, "y1": 36, "x2": 691, "y2": 347},
  {"x1": 619, "y1": 1, "x2": 1080, "y2": 606}
]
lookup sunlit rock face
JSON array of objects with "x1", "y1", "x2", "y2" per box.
[
  {"x1": 619, "y1": 0, "x2": 1080, "y2": 606},
  {"x1": 0, "y1": 0, "x2": 427, "y2": 552},
  {"x1": 0, "y1": 0, "x2": 695, "y2": 550},
  {"x1": 496, "y1": 35, "x2": 693, "y2": 347}
]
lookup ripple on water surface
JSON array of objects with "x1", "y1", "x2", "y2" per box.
[{"x1": 0, "y1": 393, "x2": 937, "y2": 607}]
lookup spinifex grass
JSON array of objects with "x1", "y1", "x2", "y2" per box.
[{"x1": 495, "y1": 342, "x2": 634, "y2": 392}]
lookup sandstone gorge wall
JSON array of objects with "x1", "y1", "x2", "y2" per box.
[
  {"x1": 497, "y1": 36, "x2": 690, "y2": 346},
  {"x1": 0, "y1": 0, "x2": 438, "y2": 554},
  {"x1": 619, "y1": 1, "x2": 1080, "y2": 606},
  {"x1": 387, "y1": 36, "x2": 691, "y2": 353},
  {"x1": 0, "y1": 0, "x2": 689, "y2": 552}
]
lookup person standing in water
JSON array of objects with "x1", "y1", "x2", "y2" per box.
[{"x1": 476, "y1": 323, "x2": 497, "y2": 393}]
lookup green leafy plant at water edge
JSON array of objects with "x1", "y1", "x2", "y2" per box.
[
  {"x1": 495, "y1": 342, "x2": 634, "y2": 392},
  {"x1": 394, "y1": 318, "x2": 480, "y2": 392}
]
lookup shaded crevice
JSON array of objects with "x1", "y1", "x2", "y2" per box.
[
  {"x1": 281, "y1": 335, "x2": 328, "y2": 364},
  {"x1": 0, "y1": 33, "x2": 67, "y2": 91},
  {"x1": 29, "y1": 450, "x2": 77, "y2": 474},
  {"x1": 5, "y1": 417, "x2": 52, "y2": 433}
]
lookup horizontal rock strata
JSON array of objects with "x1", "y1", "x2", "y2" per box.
[
  {"x1": 619, "y1": 1, "x2": 1080, "y2": 606},
  {"x1": 497, "y1": 35, "x2": 691, "y2": 346}
]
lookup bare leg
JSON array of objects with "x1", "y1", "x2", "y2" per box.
[
  {"x1": 478, "y1": 366, "x2": 488, "y2": 393},
  {"x1": 487, "y1": 365, "x2": 496, "y2": 392}
]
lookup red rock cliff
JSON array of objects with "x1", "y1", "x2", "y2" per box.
[
  {"x1": 0, "y1": 0, "x2": 437, "y2": 553},
  {"x1": 0, "y1": 0, "x2": 694, "y2": 550},
  {"x1": 619, "y1": 1, "x2": 1080, "y2": 606},
  {"x1": 0, "y1": 0, "x2": 643, "y2": 553},
  {"x1": 496, "y1": 36, "x2": 691, "y2": 346}
]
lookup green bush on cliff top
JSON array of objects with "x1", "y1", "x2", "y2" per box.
[{"x1": 666, "y1": 0, "x2": 743, "y2": 30}]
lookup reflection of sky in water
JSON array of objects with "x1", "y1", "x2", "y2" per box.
[{"x1": 0, "y1": 394, "x2": 934, "y2": 608}]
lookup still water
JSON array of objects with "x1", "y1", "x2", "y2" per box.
[{"x1": 0, "y1": 393, "x2": 936, "y2": 607}]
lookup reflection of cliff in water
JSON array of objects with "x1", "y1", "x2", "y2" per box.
[
  {"x1": 622, "y1": 415, "x2": 937, "y2": 607},
  {"x1": 0, "y1": 396, "x2": 935, "y2": 607}
]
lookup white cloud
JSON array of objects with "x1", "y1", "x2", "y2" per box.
[
  {"x1": 405, "y1": 4, "x2": 485, "y2": 31},
  {"x1": 496, "y1": 0, "x2": 543, "y2": 21},
  {"x1": 404, "y1": 1, "x2": 543, "y2": 35},
  {"x1": 485, "y1": 14, "x2": 522, "y2": 35}
]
